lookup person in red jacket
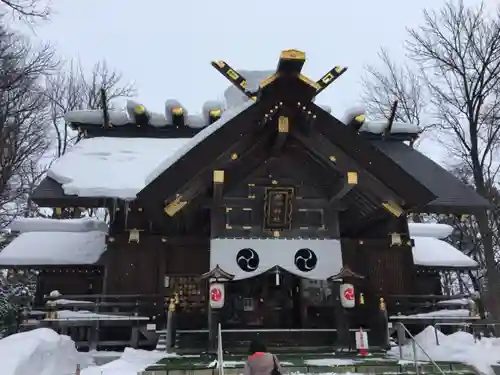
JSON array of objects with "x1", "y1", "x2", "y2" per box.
[{"x1": 244, "y1": 339, "x2": 282, "y2": 375}]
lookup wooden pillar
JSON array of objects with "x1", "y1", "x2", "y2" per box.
[
  {"x1": 201, "y1": 266, "x2": 234, "y2": 354},
  {"x1": 331, "y1": 280, "x2": 350, "y2": 349},
  {"x1": 378, "y1": 297, "x2": 390, "y2": 350},
  {"x1": 328, "y1": 267, "x2": 364, "y2": 351}
]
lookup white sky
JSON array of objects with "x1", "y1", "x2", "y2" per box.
[{"x1": 18, "y1": 0, "x2": 500, "y2": 165}]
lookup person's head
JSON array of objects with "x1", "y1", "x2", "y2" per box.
[{"x1": 248, "y1": 338, "x2": 267, "y2": 354}]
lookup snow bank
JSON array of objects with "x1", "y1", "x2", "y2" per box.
[
  {"x1": 0, "y1": 328, "x2": 93, "y2": 375},
  {"x1": 82, "y1": 348, "x2": 167, "y2": 375},
  {"x1": 390, "y1": 326, "x2": 500, "y2": 375}
]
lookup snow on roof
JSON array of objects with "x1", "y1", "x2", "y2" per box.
[
  {"x1": 341, "y1": 106, "x2": 420, "y2": 134},
  {"x1": 0, "y1": 231, "x2": 106, "y2": 266},
  {"x1": 408, "y1": 223, "x2": 454, "y2": 239},
  {"x1": 49, "y1": 100, "x2": 252, "y2": 199},
  {"x1": 360, "y1": 120, "x2": 420, "y2": 134},
  {"x1": 145, "y1": 100, "x2": 254, "y2": 184},
  {"x1": 47, "y1": 137, "x2": 190, "y2": 199},
  {"x1": 412, "y1": 237, "x2": 478, "y2": 268},
  {"x1": 10, "y1": 217, "x2": 108, "y2": 233}
]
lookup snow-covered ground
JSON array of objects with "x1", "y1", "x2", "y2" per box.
[
  {"x1": 3, "y1": 326, "x2": 500, "y2": 375},
  {"x1": 0, "y1": 328, "x2": 93, "y2": 375},
  {"x1": 391, "y1": 326, "x2": 500, "y2": 375}
]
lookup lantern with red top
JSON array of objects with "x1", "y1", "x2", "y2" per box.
[{"x1": 329, "y1": 266, "x2": 365, "y2": 309}]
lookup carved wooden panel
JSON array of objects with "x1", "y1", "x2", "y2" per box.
[
  {"x1": 164, "y1": 276, "x2": 207, "y2": 311},
  {"x1": 264, "y1": 187, "x2": 294, "y2": 231}
]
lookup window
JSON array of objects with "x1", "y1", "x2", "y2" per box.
[
  {"x1": 296, "y1": 209, "x2": 324, "y2": 229},
  {"x1": 225, "y1": 207, "x2": 253, "y2": 229}
]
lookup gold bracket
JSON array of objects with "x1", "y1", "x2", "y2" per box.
[
  {"x1": 347, "y1": 172, "x2": 358, "y2": 185},
  {"x1": 382, "y1": 201, "x2": 403, "y2": 217},
  {"x1": 213, "y1": 170, "x2": 225, "y2": 183},
  {"x1": 164, "y1": 195, "x2": 188, "y2": 217}
]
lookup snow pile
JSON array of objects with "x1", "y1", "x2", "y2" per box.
[
  {"x1": 0, "y1": 328, "x2": 93, "y2": 375},
  {"x1": 82, "y1": 348, "x2": 167, "y2": 375},
  {"x1": 390, "y1": 326, "x2": 500, "y2": 375}
]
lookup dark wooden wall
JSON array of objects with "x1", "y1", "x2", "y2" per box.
[
  {"x1": 341, "y1": 239, "x2": 416, "y2": 295},
  {"x1": 36, "y1": 267, "x2": 103, "y2": 305},
  {"x1": 217, "y1": 154, "x2": 340, "y2": 239}
]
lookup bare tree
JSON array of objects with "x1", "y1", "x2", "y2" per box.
[
  {"x1": 363, "y1": 0, "x2": 500, "y2": 320},
  {"x1": 0, "y1": 23, "x2": 57, "y2": 227},
  {"x1": 362, "y1": 49, "x2": 428, "y2": 128},
  {"x1": 0, "y1": 0, "x2": 50, "y2": 22},
  {"x1": 44, "y1": 60, "x2": 137, "y2": 157}
]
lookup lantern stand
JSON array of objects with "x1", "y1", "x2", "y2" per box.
[
  {"x1": 328, "y1": 267, "x2": 364, "y2": 352},
  {"x1": 200, "y1": 265, "x2": 235, "y2": 353}
]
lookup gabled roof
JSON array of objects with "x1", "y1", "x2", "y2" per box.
[
  {"x1": 372, "y1": 140, "x2": 491, "y2": 213},
  {"x1": 137, "y1": 52, "x2": 437, "y2": 225}
]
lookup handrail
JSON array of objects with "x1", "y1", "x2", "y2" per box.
[
  {"x1": 398, "y1": 322, "x2": 446, "y2": 375},
  {"x1": 217, "y1": 323, "x2": 224, "y2": 375}
]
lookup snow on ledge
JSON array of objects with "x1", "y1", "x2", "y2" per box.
[
  {"x1": 0, "y1": 231, "x2": 106, "y2": 266},
  {"x1": 47, "y1": 137, "x2": 190, "y2": 199},
  {"x1": 412, "y1": 237, "x2": 478, "y2": 268},
  {"x1": 10, "y1": 217, "x2": 108, "y2": 233},
  {"x1": 408, "y1": 223, "x2": 454, "y2": 239},
  {"x1": 44, "y1": 310, "x2": 149, "y2": 321},
  {"x1": 390, "y1": 309, "x2": 472, "y2": 320}
]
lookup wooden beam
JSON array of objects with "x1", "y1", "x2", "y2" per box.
[
  {"x1": 138, "y1": 99, "x2": 277, "y2": 225},
  {"x1": 309, "y1": 104, "x2": 436, "y2": 206},
  {"x1": 211, "y1": 170, "x2": 225, "y2": 237},
  {"x1": 166, "y1": 129, "x2": 274, "y2": 215},
  {"x1": 329, "y1": 173, "x2": 357, "y2": 205},
  {"x1": 291, "y1": 128, "x2": 405, "y2": 207}
]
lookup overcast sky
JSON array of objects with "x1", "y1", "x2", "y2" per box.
[{"x1": 23, "y1": 0, "x2": 497, "y2": 165}]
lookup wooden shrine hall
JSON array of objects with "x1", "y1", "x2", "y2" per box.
[{"x1": 0, "y1": 49, "x2": 489, "y2": 351}]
